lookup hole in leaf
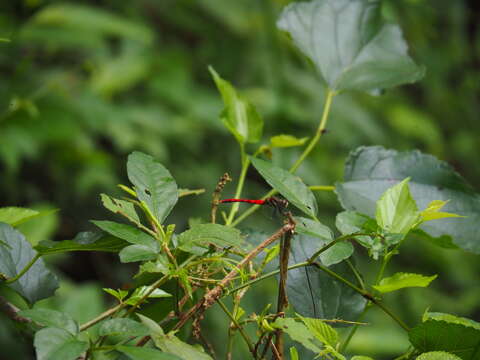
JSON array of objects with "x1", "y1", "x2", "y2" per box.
[{"x1": 144, "y1": 189, "x2": 151, "y2": 196}]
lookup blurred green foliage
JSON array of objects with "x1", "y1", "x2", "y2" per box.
[{"x1": 0, "y1": 0, "x2": 479, "y2": 359}]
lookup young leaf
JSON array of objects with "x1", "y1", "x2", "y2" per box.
[
  {"x1": 295, "y1": 217, "x2": 353, "y2": 266},
  {"x1": 250, "y1": 157, "x2": 318, "y2": 218},
  {"x1": 19, "y1": 308, "x2": 78, "y2": 335},
  {"x1": 209, "y1": 66, "x2": 263, "y2": 144},
  {"x1": 416, "y1": 352, "x2": 462, "y2": 360},
  {"x1": 34, "y1": 327, "x2": 88, "y2": 360},
  {"x1": 0, "y1": 223, "x2": 58, "y2": 303},
  {"x1": 376, "y1": 178, "x2": 421, "y2": 235},
  {"x1": 0, "y1": 207, "x2": 39, "y2": 226},
  {"x1": 298, "y1": 315, "x2": 339, "y2": 347},
  {"x1": 100, "y1": 194, "x2": 141, "y2": 226},
  {"x1": 176, "y1": 223, "x2": 244, "y2": 255},
  {"x1": 35, "y1": 231, "x2": 127, "y2": 255},
  {"x1": 372, "y1": 272, "x2": 437, "y2": 293},
  {"x1": 277, "y1": 0, "x2": 424, "y2": 92},
  {"x1": 420, "y1": 200, "x2": 463, "y2": 222},
  {"x1": 335, "y1": 146, "x2": 477, "y2": 253},
  {"x1": 409, "y1": 312, "x2": 480, "y2": 360},
  {"x1": 290, "y1": 347, "x2": 299, "y2": 360},
  {"x1": 103, "y1": 288, "x2": 128, "y2": 302},
  {"x1": 270, "y1": 134, "x2": 308, "y2": 148},
  {"x1": 138, "y1": 314, "x2": 213, "y2": 360},
  {"x1": 98, "y1": 318, "x2": 149, "y2": 337},
  {"x1": 271, "y1": 318, "x2": 322, "y2": 353},
  {"x1": 127, "y1": 151, "x2": 178, "y2": 225},
  {"x1": 287, "y1": 234, "x2": 366, "y2": 322},
  {"x1": 117, "y1": 346, "x2": 182, "y2": 360},
  {"x1": 125, "y1": 286, "x2": 171, "y2": 305}
]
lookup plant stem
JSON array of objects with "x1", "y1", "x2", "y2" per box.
[
  {"x1": 309, "y1": 185, "x2": 335, "y2": 191},
  {"x1": 374, "y1": 300, "x2": 410, "y2": 332},
  {"x1": 226, "y1": 151, "x2": 250, "y2": 225},
  {"x1": 339, "y1": 304, "x2": 370, "y2": 352},
  {"x1": 217, "y1": 299, "x2": 255, "y2": 356},
  {"x1": 289, "y1": 89, "x2": 335, "y2": 173},
  {"x1": 80, "y1": 303, "x2": 125, "y2": 332},
  {"x1": 125, "y1": 275, "x2": 169, "y2": 316},
  {"x1": 6, "y1": 254, "x2": 41, "y2": 284}
]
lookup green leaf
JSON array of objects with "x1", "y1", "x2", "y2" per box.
[
  {"x1": 416, "y1": 352, "x2": 463, "y2": 360},
  {"x1": 98, "y1": 318, "x2": 149, "y2": 337},
  {"x1": 270, "y1": 135, "x2": 308, "y2": 148},
  {"x1": 351, "y1": 357, "x2": 375, "y2": 360},
  {"x1": 372, "y1": 272, "x2": 437, "y2": 293},
  {"x1": 290, "y1": 347, "x2": 299, "y2": 360},
  {"x1": 119, "y1": 244, "x2": 158, "y2": 263},
  {"x1": 0, "y1": 207, "x2": 38, "y2": 226},
  {"x1": 117, "y1": 346, "x2": 182, "y2": 360},
  {"x1": 277, "y1": 0, "x2": 424, "y2": 92},
  {"x1": 91, "y1": 221, "x2": 158, "y2": 250},
  {"x1": 298, "y1": 315, "x2": 339, "y2": 347},
  {"x1": 272, "y1": 318, "x2": 321, "y2": 353},
  {"x1": 295, "y1": 217, "x2": 353, "y2": 266},
  {"x1": 34, "y1": 327, "x2": 88, "y2": 360},
  {"x1": 19, "y1": 308, "x2": 78, "y2": 335},
  {"x1": 0, "y1": 223, "x2": 58, "y2": 303},
  {"x1": 209, "y1": 66, "x2": 263, "y2": 144},
  {"x1": 250, "y1": 157, "x2": 318, "y2": 218},
  {"x1": 127, "y1": 152, "x2": 178, "y2": 225},
  {"x1": 177, "y1": 223, "x2": 244, "y2": 255},
  {"x1": 103, "y1": 288, "x2": 128, "y2": 302},
  {"x1": 287, "y1": 234, "x2": 366, "y2": 322},
  {"x1": 35, "y1": 231, "x2": 127, "y2": 255},
  {"x1": 420, "y1": 200, "x2": 463, "y2": 222},
  {"x1": 336, "y1": 146, "x2": 480, "y2": 253},
  {"x1": 376, "y1": 178, "x2": 421, "y2": 235},
  {"x1": 138, "y1": 314, "x2": 213, "y2": 360},
  {"x1": 137, "y1": 255, "x2": 171, "y2": 276},
  {"x1": 409, "y1": 312, "x2": 480, "y2": 360},
  {"x1": 100, "y1": 194, "x2": 141, "y2": 226},
  {"x1": 125, "y1": 286, "x2": 172, "y2": 305}
]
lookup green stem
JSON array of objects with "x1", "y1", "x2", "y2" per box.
[
  {"x1": 226, "y1": 149, "x2": 250, "y2": 226},
  {"x1": 6, "y1": 254, "x2": 41, "y2": 284},
  {"x1": 289, "y1": 89, "x2": 335, "y2": 173},
  {"x1": 309, "y1": 185, "x2": 335, "y2": 191},
  {"x1": 217, "y1": 299, "x2": 255, "y2": 354},
  {"x1": 346, "y1": 259, "x2": 366, "y2": 290},
  {"x1": 374, "y1": 300, "x2": 410, "y2": 332},
  {"x1": 80, "y1": 303, "x2": 125, "y2": 332},
  {"x1": 339, "y1": 304, "x2": 371, "y2": 352}
]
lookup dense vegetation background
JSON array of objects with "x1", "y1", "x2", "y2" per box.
[{"x1": 1, "y1": 0, "x2": 479, "y2": 359}]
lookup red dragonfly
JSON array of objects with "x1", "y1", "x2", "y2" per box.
[{"x1": 219, "y1": 196, "x2": 289, "y2": 214}]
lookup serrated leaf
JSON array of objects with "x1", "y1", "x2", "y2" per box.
[
  {"x1": 287, "y1": 234, "x2": 366, "y2": 322},
  {"x1": 91, "y1": 221, "x2": 158, "y2": 250},
  {"x1": 272, "y1": 318, "x2": 322, "y2": 353},
  {"x1": 277, "y1": 0, "x2": 424, "y2": 92},
  {"x1": 98, "y1": 318, "x2": 149, "y2": 337},
  {"x1": 209, "y1": 66, "x2": 263, "y2": 144},
  {"x1": 373, "y1": 272, "x2": 437, "y2": 293},
  {"x1": 117, "y1": 346, "x2": 182, "y2": 360},
  {"x1": 270, "y1": 134, "x2": 308, "y2": 148},
  {"x1": 336, "y1": 146, "x2": 479, "y2": 253},
  {"x1": 19, "y1": 308, "x2": 78, "y2": 335},
  {"x1": 138, "y1": 314, "x2": 212, "y2": 360},
  {"x1": 127, "y1": 151, "x2": 178, "y2": 225},
  {"x1": 296, "y1": 217, "x2": 353, "y2": 266},
  {"x1": 409, "y1": 312, "x2": 480, "y2": 360},
  {"x1": 250, "y1": 157, "x2": 318, "y2": 218},
  {"x1": 298, "y1": 315, "x2": 338, "y2": 347},
  {"x1": 416, "y1": 352, "x2": 462, "y2": 360},
  {"x1": 376, "y1": 178, "x2": 421, "y2": 235},
  {"x1": 34, "y1": 327, "x2": 88, "y2": 360},
  {"x1": 0, "y1": 223, "x2": 58, "y2": 303},
  {"x1": 100, "y1": 194, "x2": 141, "y2": 226},
  {"x1": 35, "y1": 231, "x2": 127, "y2": 255},
  {"x1": 177, "y1": 223, "x2": 244, "y2": 255}
]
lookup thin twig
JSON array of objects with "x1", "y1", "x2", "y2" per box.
[{"x1": 211, "y1": 173, "x2": 232, "y2": 224}]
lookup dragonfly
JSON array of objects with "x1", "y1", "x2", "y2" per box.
[{"x1": 219, "y1": 196, "x2": 289, "y2": 215}]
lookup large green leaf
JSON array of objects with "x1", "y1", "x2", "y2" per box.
[
  {"x1": 372, "y1": 272, "x2": 437, "y2": 294},
  {"x1": 416, "y1": 352, "x2": 462, "y2": 360},
  {"x1": 336, "y1": 146, "x2": 480, "y2": 253},
  {"x1": 91, "y1": 221, "x2": 158, "y2": 250},
  {"x1": 19, "y1": 308, "x2": 78, "y2": 335},
  {"x1": 209, "y1": 66, "x2": 263, "y2": 144},
  {"x1": 409, "y1": 312, "x2": 480, "y2": 360},
  {"x1": 98, "y1": 318, "x2": 149, "y2": 337},
  {"x1": 250, "y1": 157, "x2": 318, "y2": 218},
  {"x1": 127, "y1": 152, "x2": 178, "y2": 225},
  {"x1": 295, "y1": 217, "x2": 353, "y2": 266},
  {"x1": 0, "y1": 207, "x2": 39, "y2": 226},
  {"x1": 0, "y1": 223, "x2": 58, "y2": 303},
  {"x1": 117, "y1": 346, "x2": 182, "y2": 360},
  {"x1": 34, "y1": 327, "x2": 88, "y2": 360},
  {"x1": 272, "y1": 318, "x2": 322, "y2": 353},
  {"x1": 287, "y1": 234, "x2": 366, "y2": 323},
  {"x1": 35, "y1": 231, "x2": 128, "y2": 255},
  {"x1": 119, "y1": 244, "x2": 158, "y2": 263},
  {"x1": 277, "y1": 0, "x2": 424, "y2": 92},
  {"x1": 139, "y1": 314, "x2": 212, "y2": 360},
  {"x1": 177, "y1": 223, "x2": 244, "y2": 255}
]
